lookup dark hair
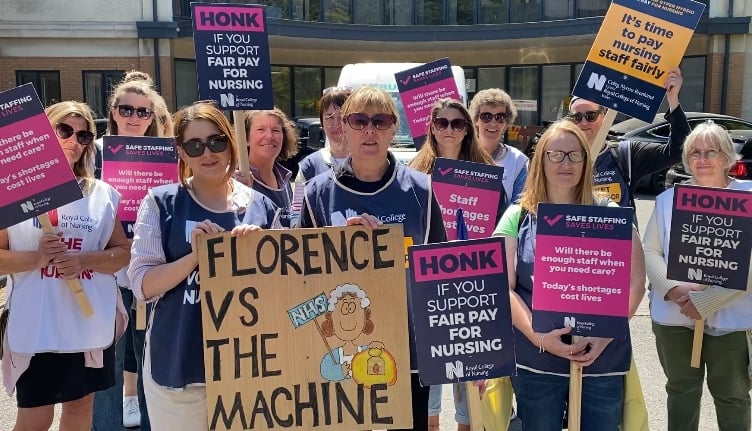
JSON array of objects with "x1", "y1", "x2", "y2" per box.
[{"x1": 319, "y1": 88, "x2": 352, "y2": 124}]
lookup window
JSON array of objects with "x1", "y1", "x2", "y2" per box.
[
  {"x1": 509, "y1": 66, "x2": 539, "y2": 125},
  {"x1": 355, "y1": 0, "x2": 383, "y2": 23},
  {"x1": 510, "y1": 0, "x2": 541, "y2": 22},
  {"x1": 324, "y1": 67, "x2": 342, "y2": 89},
  {"x1": 82, "y1": 71, "x2": 125, "y2": 119},
  {"x1": 16, "y1": 71, "x2": 61, "y2": 108},
  {"x1": 478, "y1": 0, "x2": 508, "y2": 24},
  {"x1": 541, "y1": 65, "x2": 571, "y2": 122},
  {"x1": 293, "y1": 0, "x2": 320, "y2": 21},
  {"x1": 544, "y1": 0, "x2": 572, "y2": 20},
  {"x1": 386, "y1": 0, "x2": 413, "y2": 24},
  {"x1": 416, "y1": 0, "x2": 443, "y2": 24},
  {"x1": 272, "y1": 66, "x2": 292, "y2": 116},
  {"x1": 264, "y1": 0, "x2": 290, "y2": 18},
  {"x1": 680, "y1": 56, "x2": 706, "y2": 112},
  {"x1": 477, "y1": 67, "x2": 506, "y2": 92},
  {"x1": 294, "y1": 67, "x2": 321, "y2": 117},
  {"x1": 448, "y1": 0, "x2": 475, "y2": 24},
  {"x1": 324, "y1": 0, "x2": 351, "y2": 23},
  {"x1": 576, "y1": 0, "x2": 608, "y2": 17},
  {"x1": 175, "y1": 60, "x2": 199, "y2": 110}
]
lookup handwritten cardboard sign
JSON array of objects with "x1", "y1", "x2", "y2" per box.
[
  {"x1": 533, "y1": 203, "x2": 633, "y2": 338},
  {"x1": 197, "y1": 225, "x2": 412, "y2": 430}
]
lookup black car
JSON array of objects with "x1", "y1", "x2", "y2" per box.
[
  {"x1": 278, "y1": 117, "x2": 326, "y2": 179},
  {"x1": 665, "y1": 134, "x2": 752, "y2": 186}
]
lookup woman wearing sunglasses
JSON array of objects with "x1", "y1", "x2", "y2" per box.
[
  {"x1": 568, "y1": 67, "x2": 690, "y2": 214},
  {"x1": 493, "y1": 120, "x2": 645, "y2": 430},
  {"x1": 299, "y1": 86, "x2": 447, "y2": 431},
  {"x1": 234, "y1": 108, "x2": 298, "y2": 228},
  {"x1": 469, "y1": 89, "x2": 528, "y2": 203},
  {"x1": 0, "y1": 101, "x2": 131, "y2": 430},
  {"x1": 644, "y1": 121, "x2": 752, "y2": 431},
  {"x1": 92, "y1": 70, "x2": 168, "y2": 431},
  {"x1": 127, "y1": 102, "x2": 277, "y2": 430},
  {"x1": 410, "y1": 98, "x2": 503, "y2": 431}
]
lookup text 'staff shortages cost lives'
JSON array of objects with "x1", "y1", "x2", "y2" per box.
[
  {"x1": 572, "y1": 0, "x2": 704, "y2": 122},
  {"x1": 0, "y1": 83, "x2": 82, "y2": 230},
  {"x1": 408, "y1": 237, "x2": 515, "y2": 385},
  {"x1": 192, "y1": 3, "x2": 274, "y2": 110},
  {"x1": 533, "y1": 203, "x2": 633, "y2": 338},
  {"x1": 667, "y1": 184, "x2": 752, "y2": 290}
]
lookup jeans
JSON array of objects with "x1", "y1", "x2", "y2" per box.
[
  {"x1": 92, "y1": 288, "x2": 150, "y2": 431},
  {"x1": 511, "y1": 368, "x2": 623, "y2": 431},
  {"x1": 428, "y1": 384, "x2": 469, "y2": 424},
  {"x1": 653, "y1": 322, "x2": 751, "y2": 431}
]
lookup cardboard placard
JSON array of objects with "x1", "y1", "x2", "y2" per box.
[
  {"x1": 533, "y1": 203, "x2": 633, "y2": 338},
  {"x1": 394, "y1": 58, "x2": 460, "y2": 149},
  {"x1": 408, "y1": 237, "x2": 515, "y2": 385},
  {"x1": 431, "y1": 158, "x2": 504, "y2": 240},
  {"x1": 192, "y1": 3, "x2": 274, "y2": 110},
  {"x1": 667, "y1": 184, "x2": 752, "y2": 289},
  {"x1": 197, "y1": 225, "x2": 412, "y2": 431},
  {"x1": 0, "y1": 84, "x2": 83, "y2": 230},
  {"x1": 101, "y1": 136, "x2": 177, "y2": 237},
  {"x1": 572, "y1": 0, "x2": 704, "y2": 122}
]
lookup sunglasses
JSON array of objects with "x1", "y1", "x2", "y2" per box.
[
  {"x1": 545, "y1": 150, "x2": 586, "y2": 163},
  {"x1": 55, "y1": 123, "x2": 94, "y2": 145},
  {"x1": 345, "y1": 113, "x2": 396, "y2": 130},
  {"x1": 116, "y1": 104, "x2": 154, "y2": 120},
  {"x1": 478, "y1": 112, "x2": 507, "y2": 123},
  {"x1": 180, "y1": 134, "x2": 229, "y2": 157},
  {"x1": 567, "y1": 110, "x2": 602, "y2": 123},
  {"x1": 433, "y1": 117, "x2": 467, "y2": 132}
]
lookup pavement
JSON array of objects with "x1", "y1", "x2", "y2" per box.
[{"x1": 0, "y1": 193, "x2": 729, "y2": 429}]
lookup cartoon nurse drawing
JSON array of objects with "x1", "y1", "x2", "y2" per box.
[{"x1": 320, "y1": 283, "x2": 383, "y2": 381}]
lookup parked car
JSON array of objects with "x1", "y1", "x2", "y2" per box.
[
  {"x1": 665, "y1": 134, "x2": 752, "y2": 186},
  {"x1": 279, "y1": 117, "x2": 325, "y2": 179}
]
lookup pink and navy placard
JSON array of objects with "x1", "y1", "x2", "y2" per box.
[
  {"x1": 0, "y1": 84, "x2": 82, "y2": 230},
  {"x1": 431, "y1": 158, "x2": 504, "y2": 241},
  {"x1": 192, "y1": 3, "x2": 273, "y2": 110},
  {"x1": 667, "y1": 184, "x2": 752, "y2": 290},
  {"x1": 408, "y1": 237, "x2": 515, "y2": 385},
  {"x1": 102, "y1": 136, "x2": 177, "y2": 237},
  {"x1": 533, "y1": 203, "x2": 633, "y2": 338},
  {"x1": 394, "y1": 58, "x2": 460, "y2": 149}
]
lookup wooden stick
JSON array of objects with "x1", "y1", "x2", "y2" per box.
[
  {"x1": 464, "y1": 381, "x2": 485, "y2": 431},
  {"x1": 37, "y1": 213, "x2": 93, "y2": 317},
  {"x1": 590, "y1": 109, "x2": 618, "y2": 165},
  {"x1": 690, "y1": 319, "x2": 704, "y2": 368},
  {"x1": 568, "y1": 336, "x2": 583, "y2": 431},
  {"x1": 313, "y1": 318, "x2": 337, "y2": 366},
  {"x1": 135, "y1": 300, "x2": 147, "y2": 330},
  {"x1": 233, "y1": 110, "x2": 250, "y2": 183}
]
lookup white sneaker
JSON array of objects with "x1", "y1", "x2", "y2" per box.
[{"x1": 123, "y1": 395, "x2": 141, "y2": 428}]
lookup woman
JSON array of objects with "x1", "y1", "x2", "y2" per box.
[
  {"x1": 643, "y1": 121, "x2": 752, "y2": 431},
  {"x1": 93, "y1": 70, "x2": 167, "y2": 430},
  {"x1": 299, "y1": 86, "x2": 447, "y2": 431},
  {"x1": 0, "y1": 101, "x2": 130, "y2": 430},
  {"x1": 409, "y1": 98, "x2": 498, "y2": 431},
  {"x1": 493, "y1": 120, "x2": 645, "y2": 431},
  {"x1": 238, "y1": 108, "x2": 298, "y2": 228},
  {"x1": 298, "y1": 87, "x2": 352, "y2": 181},
  {"x1": 469, "y1": 89, "x2": 528, "y2": 202},
  {"x1": 128, "y1": 101, "x2": 277, "y2": 430}
]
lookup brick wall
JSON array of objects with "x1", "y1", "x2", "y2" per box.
[{"x1": 704, "y1": 50, "x2": 744, "y2": 117}]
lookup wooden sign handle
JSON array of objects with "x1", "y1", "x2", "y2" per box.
[
  {"x1": 465, "y1": 381, "x2": 485, "y2": 431},
  {"x1": 37, "y1": 213, "x2": 94, "y2": 317},
  {"x1": 690, "y1": 319, "x2": 704, "y2": 368},
  {"x1": 233, "y1": 110, "x2": 250, "y2": 183},
  {"x1": 590, "y1": 109, "x2": 618, "y2": 164},
  {"x1": 568, "y1": 336, "x2": 583, "y2": 431}
]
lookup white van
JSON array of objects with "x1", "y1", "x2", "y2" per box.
[{"x1": 337, "y1": 62, "x2": 467, "y2": 164}]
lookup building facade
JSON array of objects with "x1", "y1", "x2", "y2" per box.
[{"x1": 1, "y1": 0, "x2": 750, "y2": 124}]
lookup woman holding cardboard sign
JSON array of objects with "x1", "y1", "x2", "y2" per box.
[
  {"x1": 643, "y1": 121, "x2": 752, "y2": 431},
  {"x1": 0, "y1": 101, "x2": 131, "y2": 430},
  {"x1": 128, "y1": 101, "x2": 277, "y2": 430},
  {"x1": 493, "y1": 120, "x2": 645, "y2": 431},
  {"x1": 299, "y1": 86, "x2": 447, "y2": 431}
]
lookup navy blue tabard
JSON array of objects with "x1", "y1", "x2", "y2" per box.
[{"x1": 593, "y1": 142, "x2": 631, "y2": 208}]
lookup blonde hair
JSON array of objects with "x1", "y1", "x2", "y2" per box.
[
  {"x1": 682, "y1": 121, "x2": 737, "y2": 173},
  {"x1": 340, "y1": 86, "x2": 399, "y2": 125},
  {"x1": 107, "y1": 71, "x2": 162, "y2": 137},
  {"x1": 409, "y1": 98, "x2": 494, "y2": 174},
  {"x1": 519, "y1": 120, "x2": 594, "y2": 214},
  {"x1": 173, "y1": 102, "x2": 238, "y2": 188},
  {"x1": 45, "y1": 101, "x2": 97, "y2": 190},
  {"x1": 469, "y1": 88, "x2": 518, "y2": 126},
  {"x1": 244, "y1": 108, "x2": 298, "y2": 161},
  {"x1": 153, "y1": 94, "x2": 174, "y2": 137}
]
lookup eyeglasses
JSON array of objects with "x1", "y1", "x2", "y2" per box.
[
  {"x1": 344, "y1": 113, "x2": 396, "y2": 130},
  {"x1": 567, "y1": 110, "x2": 602, "y2": 123},
  {"x1": 116, "y1": 104, "x2": 154, "y2": 120},
  {"x1": 545, "y1": 150, "x2": 586, "y2": 163},
  {"x1": 55, "y1": 123, "x2": 94, "y2": 145},
  {"x1": 689, "y1": 149, "x2": 723, "y2": 160},
  {"x1": 433, "y1": 117, "x2": 467, "y2": 132},
  {"x1": 324, "y1": 109, "x2": 342, "y2": 122},
  {"x1": 180, "y1": 134, "x2": 229, "y2": 157},
  {"x1": 478, "y1": 112, "x2": 507, "y2": 123}
]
